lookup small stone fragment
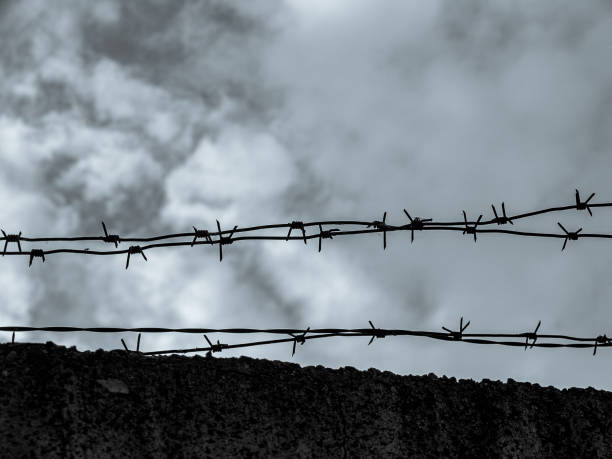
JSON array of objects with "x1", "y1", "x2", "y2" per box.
[{"x1": 97, "y1": 379, "x2": 129, "y2": 394}]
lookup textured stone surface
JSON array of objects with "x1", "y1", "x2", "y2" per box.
[{"x1": 1, "y1": 341, "x2": 612, "y2": 458}]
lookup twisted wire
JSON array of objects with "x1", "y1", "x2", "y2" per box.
[
  {"x1": 3, "y1": 321, "x2": 611, "y2": 357},
  {"x1": 3, "y1": 190, "x2": 610, "y2": 358},
  {"x1": 0, "y1": 189, "x2": 609, "y2": 266}
]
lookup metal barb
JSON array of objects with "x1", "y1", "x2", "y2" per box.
[
  {"x1": 28, "y1": 249, "x2": 45, "y2": 267},
  {"x1": 216, "y1": 220, "x2": 238, "y2": 262},
  {"x1": 9, "y1": 323, "x2": 612, "y2": 358},
  {"x1": 557, "y1": 222, "x2": 582, "y2": 251},
  {"x1": 594, "y1": 334, "x2": 610, "y2": 356},
  {"x1": 491, "y1": 202, "x2": 513, "y2": 225},
  {"x1": 191, "y1": 226, "x2": 213, "y2": 246},
  {"x1": 403, "y1": 210, "x2": 432, "y2": 243},
  {"x1": 442, "y1": 316, "x2": 470, "y2": 340},
  {"x1": 289, "y1": 327, "x2": 310, "y2": 356},
  {"x1": 286, "y1": 221, "x2": 307, "y2": 245},
  {"x1": 367, "y1": 212, "x2": 388, "y2": 249},
  {"x1": 524, "y1": 320, "x2": 541, "y2": 350},
  {"x1": 367, "y1": 320, "x2": 386, "y2": 345},
  {"x1": 462, "y1": 211, "x2": 483, "y2": 242},
  {"x1": 125, "y1": 246, "x2": 147, "y2": 269},
  {"x1": 575, "y1": 189, "x2": 596, "y2": 216},
  {"x1": 204, "y1": 334, "x2": 228, "y2": 353},
  {"x1": 317, "y1": 225, "x2": 339, "y2": 253},
  {"x1": 101, "y1": 222, "x2": 120, "y2": 248},
  {"x1": 4, "y1": 192, "x2": 612, "y2": 266},
  {"x1": 2, "y1": 230, "x2": 22, "y2": 255}
]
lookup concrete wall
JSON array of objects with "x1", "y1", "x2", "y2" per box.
[{"x1": 1, "y1": 342, "x2": 611, "y2": 458}]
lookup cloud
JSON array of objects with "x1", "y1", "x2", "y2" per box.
[
  {"x1": 0, "y1": 0, "x2": 292, "y2": 350},
  {"x1": 162, "y1": 126, "x2": 297, "y2": 225},
  {"x1": 2, "y1": 0, "x2": 612, "y2": 390}
]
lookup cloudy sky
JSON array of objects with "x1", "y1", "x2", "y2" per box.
[{"x1": 2, "y1": 0, "x2": 612, "y2": 390}]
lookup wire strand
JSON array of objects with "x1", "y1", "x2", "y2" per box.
[
  {"x1": 1, "y1": 190, "x2": 609, "y2": 265},
  {"x1": 4, "y1": 323, "x2": 612, "y2": 357}
]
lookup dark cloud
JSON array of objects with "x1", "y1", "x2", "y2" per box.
[
  {"x1": 0, "y1": 0, "x2": 292, "y2": 349},
  {"x1": 2, "y1": 0, "x2": 612, "y2": 390}
]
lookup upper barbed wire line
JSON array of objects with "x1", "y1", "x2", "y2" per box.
[
  {"x1": 6, "y1": 207, "x2": 602, "y2": 242},
  {"x1": 8, "y1": 227, "x2": 612, "y2": 259},
  {"x1": 15, "y1": 220, "x2": 375, "y2": 243},
  {"x1": 3, "y1": 190, "x2": 612, "y2": 264},
  {"x1": 6, "y1": 189, "x2": 612, "y2": 244}
]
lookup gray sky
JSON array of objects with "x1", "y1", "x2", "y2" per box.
[{"x1": 2, "y1": 0, "x2": 612, "y2": 390}]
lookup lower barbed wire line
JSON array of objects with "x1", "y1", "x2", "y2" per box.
[
  {"x1": 6, "y1": 323, "x2": 611, "y2": 355},
  {"x1": 459, "y1": 338, "x2": 611, "y2": 349},
  {"x1": 141, "y1": 333, "x2": 611, "y2": 356},
  {"x1": 2, "y1": 325, "x2": 609, "y2": 344},
  {"x1": 142, "y1": 332, "x2": 357, "y2": 356}
]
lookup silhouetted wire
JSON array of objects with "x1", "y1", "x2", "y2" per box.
[
  {"x1": 3, "y1": 189, "x2": 612, "y2": 266},
  {"x1": 3, "y1": 324, "x2": 612, "y2": 356},
  {"x1": 4, "y1": 190, "x2": 612, "y2": 356},
  {"x1": 140, "y1": 336, "x2": 612, "y2": 357}
]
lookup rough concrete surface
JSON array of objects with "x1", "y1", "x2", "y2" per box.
[{"x1": 1, "y1": 342, "x2": 612, "y2": 458}]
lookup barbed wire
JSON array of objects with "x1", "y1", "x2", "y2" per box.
[
  {"x1": 3, "y1": 318, "x2": 612, "y2": 357},
  {"x1": 0, "y1": 189, "x2": 610, "y2": 267},
  {"x1": 2, "y1": 189, "x2": 610, "y2": 365}
]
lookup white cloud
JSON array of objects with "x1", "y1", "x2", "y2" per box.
[
  {"x1": 3, "y1": 0, "x2": 612, "y2": 391},
  {"x1": 0, "y1": 264, "x2": 32, "y2": 325},
  {"x1": 90, "y1": 1, "x2": 120, "y2": 24},
  {"x1": 163, "y1": 126, "x2": 297, "y2": 225},
  {"x1": 58, "y1": 146, "x2": 164, "y2": 204}
]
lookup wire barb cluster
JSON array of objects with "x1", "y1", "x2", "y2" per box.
[
  {"x1": 191, "y1": 227, "x2": 213, "y2": 246},
  {"x1": 286, "y1": 221, "x2": 307, "y2": 244},
  {"x1": 442, "y1": 316, "x2": 470, "y2": 340},
  {"x1": 367, "y1": 320, "x2": 386, "y2": 345},
  {"x1": 557, "y1": 223, "x2": 582, "y2": 251},
  {"x1": 593, "y1": 334, "x2": 611, "y2": 355},
  {"x1": 1, "y1": 188, "x2": 611, "y2": 268},
  {"x1": 2, "y1": 230, "x2": 22, "y2": 255},
  {"x1": 402, "y1": 210, "x2": 432, "y2": 243},
  {"x1": 491, "y1": 202, "x2": 513, "y2": 225},
  {"x1": 125, "y1": 246, "x2": 147, "y2": 269},
  {"x1": 101, "y1": 222, "x2": 120, "y2": 248},
  {"x1": 523, "y1": 321, "x2": 541, "y2": 350},
  {"x1": 318, "y1": 225, "x2": 339, "y2": 253},
  {"x1": 28, "y1": 249, "x2": 45, "y2": 266},
  {"x1": 462, "y1": 211, "x2": 483, "y2": 242},
  {"x1": 204, "y1": 335, "x2": 228, "y2": 355},
  {"x1": 367, "y1": 212, "x2": 389, "y2": 249},
  {"x1": 216, "y1": 220, "x2": 238, "y2": 262},
  {"x1": 576, "y1": 189, "x2": 595, "y2": 216},
  {"x1": 289, "y1": 327, "x2": 310, "y2": 356}
]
